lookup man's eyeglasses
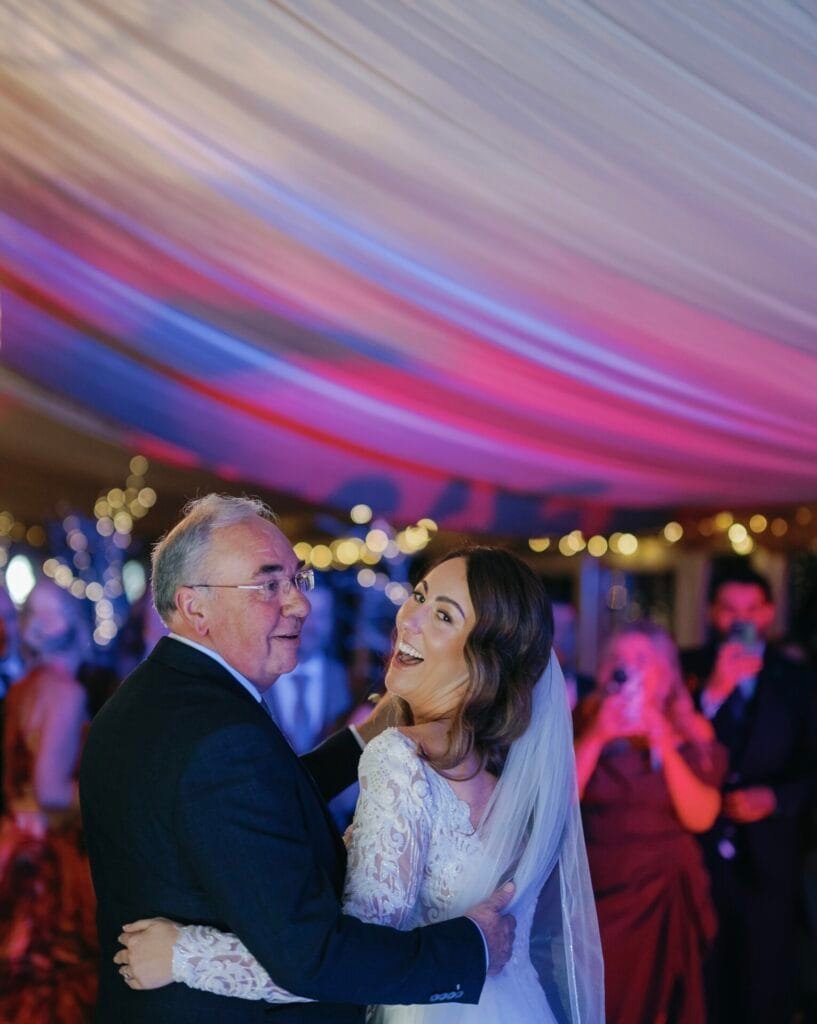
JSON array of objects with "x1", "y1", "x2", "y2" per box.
[{"x1": 187, "y1": 569, "x2": 315, "y2": 600}]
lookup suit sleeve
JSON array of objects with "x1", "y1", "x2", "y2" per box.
[
  {"x1": 176, "y1": 721, "x2": 485, "y2": 1006},
  {"x1": 300, "y1": 727, "x2": 361, "y2": 801},
  {"x1": 772, "y1": 675, "x2": 817, "y2": 818}
]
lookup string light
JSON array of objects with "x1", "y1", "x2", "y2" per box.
[
  {"x1": 365, "y1": 529, "x2": 389, "y2": 553},
  {"x1": 350, "y1": 504, "x2": 373, "y2": 525},
  {"x1": 714, "y1": 511, "x2": 734, "y2": 531},
  {"x1": 618, "y1": 534, "x2": 639, "y2": 556},
  {"x1": 310, "y1": 544, "x2": 332, "y2": 570},
  {"x1": 663, "y1": 522, "x2": 683, "y2": 543},
  {"x1": 335, "y1": 539, "x2": 361, "y2": 566},
  {"x1": 728, "y1": 523, "x2": 748, "y2": 544},
  {"x1": 293, "y1": 541, "x2": 313, "y2": 564}
]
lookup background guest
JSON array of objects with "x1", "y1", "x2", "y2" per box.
[
  {"x1": 0, "y1": 580, "x2": 98, "y2": 1024},
  {"x1": 0, "y1": 586, "x2": 24, "y2": 816},
  {"x1": 682, "y1": 565, "x2": 817, "y2": 1024},
  {"x1": 116, "y1": 590, "x2": 168, "y2": 682},
  {"x1": 263, "y1": 584, "x2": 351, "y2": 753},
  {"x1": 575, "y1": 622, "x2": 725, "y2": 1024},
  {"x1": 552, "y1": 600, "x2": 594, "y2": 709}
]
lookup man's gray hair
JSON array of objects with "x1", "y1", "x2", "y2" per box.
[{"x1": 151, "y1": 494, "x2": 276, "y2": 623}]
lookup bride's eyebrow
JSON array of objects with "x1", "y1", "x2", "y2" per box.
[{"x1": 419, "y1": 579, "x2": 465, "y2": 620}]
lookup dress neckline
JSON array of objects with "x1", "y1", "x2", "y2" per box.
[{"x1": 384, "y1": 727, "x2": 485, "y2": 835}]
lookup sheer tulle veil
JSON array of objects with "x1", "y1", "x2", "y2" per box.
[{"x1": 388, "y1": 652, "x2": 604, "y2": 1023}]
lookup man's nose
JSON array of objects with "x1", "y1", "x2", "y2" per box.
[{"x1": 281, "y1": 583, "x2": 310, "y2": 617}]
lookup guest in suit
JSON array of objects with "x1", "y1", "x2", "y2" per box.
[
  {"x1": 682, "y1": 565, "x2": 817, "y2": 1024},
  {"x1": 264, "y1": 585, "x2": 351, "y2": 754},
  {"x1": 80, "y1": 495, "x2": 514, "y2": 1023}
]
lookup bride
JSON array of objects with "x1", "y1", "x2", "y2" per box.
[{"x1": 115, "y1": 547, "x2": 603, "y2": 1022}]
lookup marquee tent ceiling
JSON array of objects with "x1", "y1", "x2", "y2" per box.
[{"x1": 2, "y1": 0, "x2": 817, "y2": 536}]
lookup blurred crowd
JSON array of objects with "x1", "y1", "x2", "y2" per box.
[{"x1": 0, "y1": 559, "x2": 815, "y2": 1024}]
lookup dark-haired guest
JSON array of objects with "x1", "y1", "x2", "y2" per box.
[
  {"x1": 683, "y1": 566, "x2": 817, "y2": 1024},
  {"x1": 576, "y1": 622, "x2": 725, "y2": 1024}
]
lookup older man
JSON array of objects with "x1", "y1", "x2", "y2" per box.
[{"x1": 80, "y1": 495, "x2": 512, "y2": 1023}]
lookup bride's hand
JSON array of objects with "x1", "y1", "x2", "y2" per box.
[{"x1": 114, "y1": 917, "x2": 181, "y2": 989}]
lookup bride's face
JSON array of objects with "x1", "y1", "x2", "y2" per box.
[{"x1": 385, "y1": 557, "x2": 476, "y2": 723}]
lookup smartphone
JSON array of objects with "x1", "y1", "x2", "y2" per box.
[
  {"x1": 727, "y1": 621, "x2": 758, "y2": 647},
  {"x1": 606, "y1": 667, "x2": 643, "y2": 725}
]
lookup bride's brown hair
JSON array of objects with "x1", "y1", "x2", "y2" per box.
[{"x1": 402, "y1": 546, "x2": 553, "y2": 777}]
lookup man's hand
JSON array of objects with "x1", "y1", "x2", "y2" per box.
[
  {"x1": 113, "y1": 917, "x2": 180, "y2": 989},
  {"x1": 722, "y1": 786, "x2": 776, "y2": 823},
  {"x1": 465, "y1": 881, "x2": 516, "y2": 976},
  {"x1": 704, "y1": 642, "x2": 763, "y2": 705}
]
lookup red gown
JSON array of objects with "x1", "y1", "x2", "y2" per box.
[
  {"x1": 0, "y1": 676, "x2": 98, "y2": 1023},
  {"x1": 582, "y1": 737, "x2": 726, "y2": 1024}
]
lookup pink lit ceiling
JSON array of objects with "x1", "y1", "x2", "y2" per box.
[{"x1": 1, "y1": 1, "x2": 816, "y2": 534}]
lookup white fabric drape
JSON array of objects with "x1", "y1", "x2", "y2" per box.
[{"x1": 1, "y1": 2, "x2": 816, "y2": 530}]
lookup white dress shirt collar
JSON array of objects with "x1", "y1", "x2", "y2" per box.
[{"x1": 168, "y1": 633, "x2": 262, "y2": 703}]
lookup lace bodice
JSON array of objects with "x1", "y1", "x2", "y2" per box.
[{"x1": 173, "y1": 729, "x2": 483, "y2": 1002}]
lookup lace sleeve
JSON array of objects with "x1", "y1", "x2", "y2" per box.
[
  {"x1": 342, "y1": 728, "x2": 432, "y2": 929},
  {"x1": 172, "y1": 925, "x2": 312, "y2": 1004}
]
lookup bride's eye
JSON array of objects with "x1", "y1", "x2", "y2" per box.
[
  {"x1": 412, "y1": 590, "x2": 425, "y2": 604},
  {"x1": 436, "y1": 609, "x2": 452, "y2": 624}
]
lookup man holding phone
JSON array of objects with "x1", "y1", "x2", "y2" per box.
[{"x1": 682, "y1": 566, "x2": 817, "y2": 1024}]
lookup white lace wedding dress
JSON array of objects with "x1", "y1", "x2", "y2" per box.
[{"x1": 172, "y1": 727, "x2": 558, "y2": 1021}]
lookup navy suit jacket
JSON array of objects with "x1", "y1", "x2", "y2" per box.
[
  {"x1": 683, "y1": 643, "x2": 817, "y2": 887},
  {"x1": 80, "y1": 637, "x2": 485, "y2": 1022}
]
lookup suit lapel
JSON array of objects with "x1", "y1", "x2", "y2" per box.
[{"x1": 149, "y1": 637, "x2": 348, "y2": 865}]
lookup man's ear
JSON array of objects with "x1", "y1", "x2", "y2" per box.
[{"x1": 174, "y1": 586, "x2": 211, "y2": 639}]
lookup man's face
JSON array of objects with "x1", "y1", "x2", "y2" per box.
[
  {"x1": 710, "y1": 582, "x2": 774, "y2": 641},
  {"x1": 191, "y1": 518, "x2": 310, "y2": 691}
]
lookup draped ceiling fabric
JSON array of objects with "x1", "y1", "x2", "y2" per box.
[{"x1": 1, "y1": 1, "x2": 816, "y2": 535}]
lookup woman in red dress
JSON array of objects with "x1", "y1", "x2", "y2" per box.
[
  {"x1": 575, "y1": 622, "x2": 726, "y2": 1024},
  {"x1": 0, "y1": 581, "x2": 98, "y2": 1022}
]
